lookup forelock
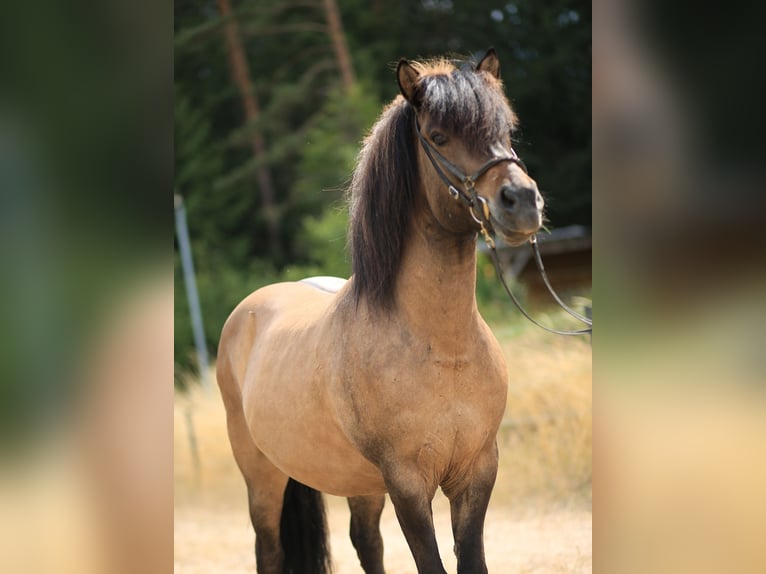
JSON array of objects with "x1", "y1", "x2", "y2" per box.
[{"x1": 417, "y1": 63, "x2": 517, "y2": 150}]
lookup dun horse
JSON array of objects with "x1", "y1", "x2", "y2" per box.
[{"x1": 217, "y1": 49, "x2": 544, "y2": 573}]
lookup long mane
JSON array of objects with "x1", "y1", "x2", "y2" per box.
[
  {"x1": 347, "y1": 96, "x2": 417, "y2": 311},
  {"x1": 347, "y1": 57, "x2": 517, "y2": 311}
]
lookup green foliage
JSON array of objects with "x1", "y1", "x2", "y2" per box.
[
  {"x1": 283, "y1": 206, "x2": 351, "y2": 281},
  {"x1": 475, "y1": 250, "x2": 530, "y2": 324},
  {"x1": 175, "y1": 88, "x2": 253, "y2": 266},
  {"x1": 292, "y1": 84, "x2": 380, "y2": 205}
]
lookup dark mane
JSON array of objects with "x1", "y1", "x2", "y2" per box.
[
  {"x1": 348, "y1": 96, "x2": 417, "y2": 311},
  {"x1": 347, "y1": 58, "x2": 516, "y2": 311}
]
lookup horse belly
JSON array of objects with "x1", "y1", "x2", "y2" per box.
[{"x1": 242, "y1": 351, "x2": 386, "y2": 497}]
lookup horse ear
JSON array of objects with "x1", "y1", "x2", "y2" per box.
[
  {"x1": 477, "y1": 48, "x2": 501, "y2": 79},
  {"x1": 397, "y1": 59, "x2": 421, "y2": 105}
]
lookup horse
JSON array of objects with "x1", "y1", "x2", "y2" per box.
[{"x1": 216, "y1": 48, "x2": 544, "y2": 574}]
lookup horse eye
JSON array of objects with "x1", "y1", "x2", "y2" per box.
[{"x1": 430, "y1": 132, "x2": 447, "y2": 146}]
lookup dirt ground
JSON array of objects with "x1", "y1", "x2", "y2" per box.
[{"x1": 174, "y1": 494, "x2": 591, "y2": 573}]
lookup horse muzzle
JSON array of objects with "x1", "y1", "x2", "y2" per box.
[{"x1": 490, "y1": 183, "x2": 544, "y2": 244}]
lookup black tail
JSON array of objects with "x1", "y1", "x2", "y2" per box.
[{"x1": 280, "y1": 478, "x2": 332, "y2": 574}]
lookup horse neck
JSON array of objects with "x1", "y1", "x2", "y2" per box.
[{"x1": 394, "y1": 204, "x2": 479, "y2": 348}]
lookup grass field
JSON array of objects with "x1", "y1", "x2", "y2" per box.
[{"x1": 174, "y1": 318, "x2": 592, "y2": 573}]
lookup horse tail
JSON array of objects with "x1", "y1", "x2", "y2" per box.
[{"x1": 280, "y1": 478, "x2": 332, "y2": 574}]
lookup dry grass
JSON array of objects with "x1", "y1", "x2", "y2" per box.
[
  {"x1": 493, "y1": 325, "x2": 592, "y2": 506},
  {"x1": 174, "y1": 325, "x2": 592, "y2": 572}
]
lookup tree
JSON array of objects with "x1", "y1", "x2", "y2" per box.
[
  {"x1": 323, "y1": 0, "x2": 356, "y2": 91},
  {"x1": 216, "y1": 0, "x2": 281, "y2": 257}
]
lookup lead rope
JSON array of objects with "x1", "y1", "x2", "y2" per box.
[
  {"x1": 467, "y1": 186, "x2": 592, "y2": 337},
  {"x1": 471, "y1": 202, "x2": 593, "y2": 336},
  {"x1": 530, "y1": 235, "x2": 592, "y2": 325}
]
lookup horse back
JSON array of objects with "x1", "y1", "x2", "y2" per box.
[{"x1": 217, "y1": 281, "x2": 341, "y2": 397}]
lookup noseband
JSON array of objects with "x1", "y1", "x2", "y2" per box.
[
  {"x1": 415, "y1": 119, "x2": 593, "y2": 337},
  {"x1": 415, "y1": 118, "x2": 522, "y2": 240}
]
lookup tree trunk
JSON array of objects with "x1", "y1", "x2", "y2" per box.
[
  {"x1": 217, "y1": 0, "x2": 281, "y2": 257},
  {"x1": 322, "y1": 0, "x2": 355, "y2": 91}
]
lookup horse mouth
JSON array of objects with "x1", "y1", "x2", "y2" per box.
[
  {"x1": 489, "y1": 213, "x2": 541, "y2": 246},
  {"x1": 497, "y1": 229, "x2": 536, "y2": 246}
]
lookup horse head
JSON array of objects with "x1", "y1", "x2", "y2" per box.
[{"x1": 397, "y1": 49, "x2": 544, "y2": 246}]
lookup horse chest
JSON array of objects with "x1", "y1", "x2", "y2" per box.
[
  {"x1": 374, "y1": 346, "x2": 507, "y2": 405},
  {"x1": 341, "y1": 346, "x2": 507, "y2": 465}
]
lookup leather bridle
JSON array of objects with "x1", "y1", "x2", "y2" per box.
[
  {"x1": 415, "y1": 118, "x2": 593, "y2": 336},
  {"x1": 415, "y1": 118, "x2": 520, "y2": 242}
]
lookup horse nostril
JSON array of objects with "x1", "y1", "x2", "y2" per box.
[
  {"x1": 500, "y1": 185, "x2": 516, "y2": 210},
  {"x1": 501, "y1": 184, "x2": 542, "y2": 214}
]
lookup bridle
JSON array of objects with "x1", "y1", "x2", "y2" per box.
[
  {"x1": 415, "y1": 118, "x2": 593, "y2": 337},
  {"x1": 415, "y1": 118, "x2": 518, "y2": 238}
]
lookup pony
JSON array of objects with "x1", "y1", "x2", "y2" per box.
[{"x1": 217, "y1": 48, "x2": 544, "y2": 574}]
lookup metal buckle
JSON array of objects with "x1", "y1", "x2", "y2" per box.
[
  {"x1": 467, "y1": 195, "x2": 495, "y2": 248},
  {"x1": 481, "y1": 225, "x2": 495, "y2": 249},
  {"x1": 468, "y1": 205, "x2": 484, "y2": 226},
  {"x1": 470, "y1": 195, "x2": 490, "y2": 223}
]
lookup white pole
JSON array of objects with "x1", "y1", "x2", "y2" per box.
[{"x1": 174, "y1": 193, "x2": 210, "y2": 391}]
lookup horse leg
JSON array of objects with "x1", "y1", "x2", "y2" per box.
[
  {"x1": 445, "y1": 443, "x2": 499, "y2": 574},
  {"x1": 223, "y1": 394, "x2": 288, "y2": 573},
  {"x1": 222, "y1": 386, "x2": 332, "y2": 573},
  {"x1": 348, "y1": 495, "x2": 386, "y2": 574},
  {"x1": 382, "y1": 465, "x2": 447, "y2": 574},
  {"x1": 228, "y1": 418, "x2": 332, "y2": 574}
]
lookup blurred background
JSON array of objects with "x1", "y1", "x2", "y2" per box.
[{"x1": 593, "y1": 1, "x2": 766, "y2": 573}]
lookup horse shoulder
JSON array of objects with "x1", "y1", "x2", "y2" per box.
[
  {"x1": 476, "y1": 319, "x2": 510, "y2": 386},
  {"x1": 458, "y1": 321, "x2": 509, "y2": 422}
]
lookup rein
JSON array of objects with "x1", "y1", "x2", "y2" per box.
[{"x1": 415, "y1": 119, "x2": 593, "y2": 337}]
